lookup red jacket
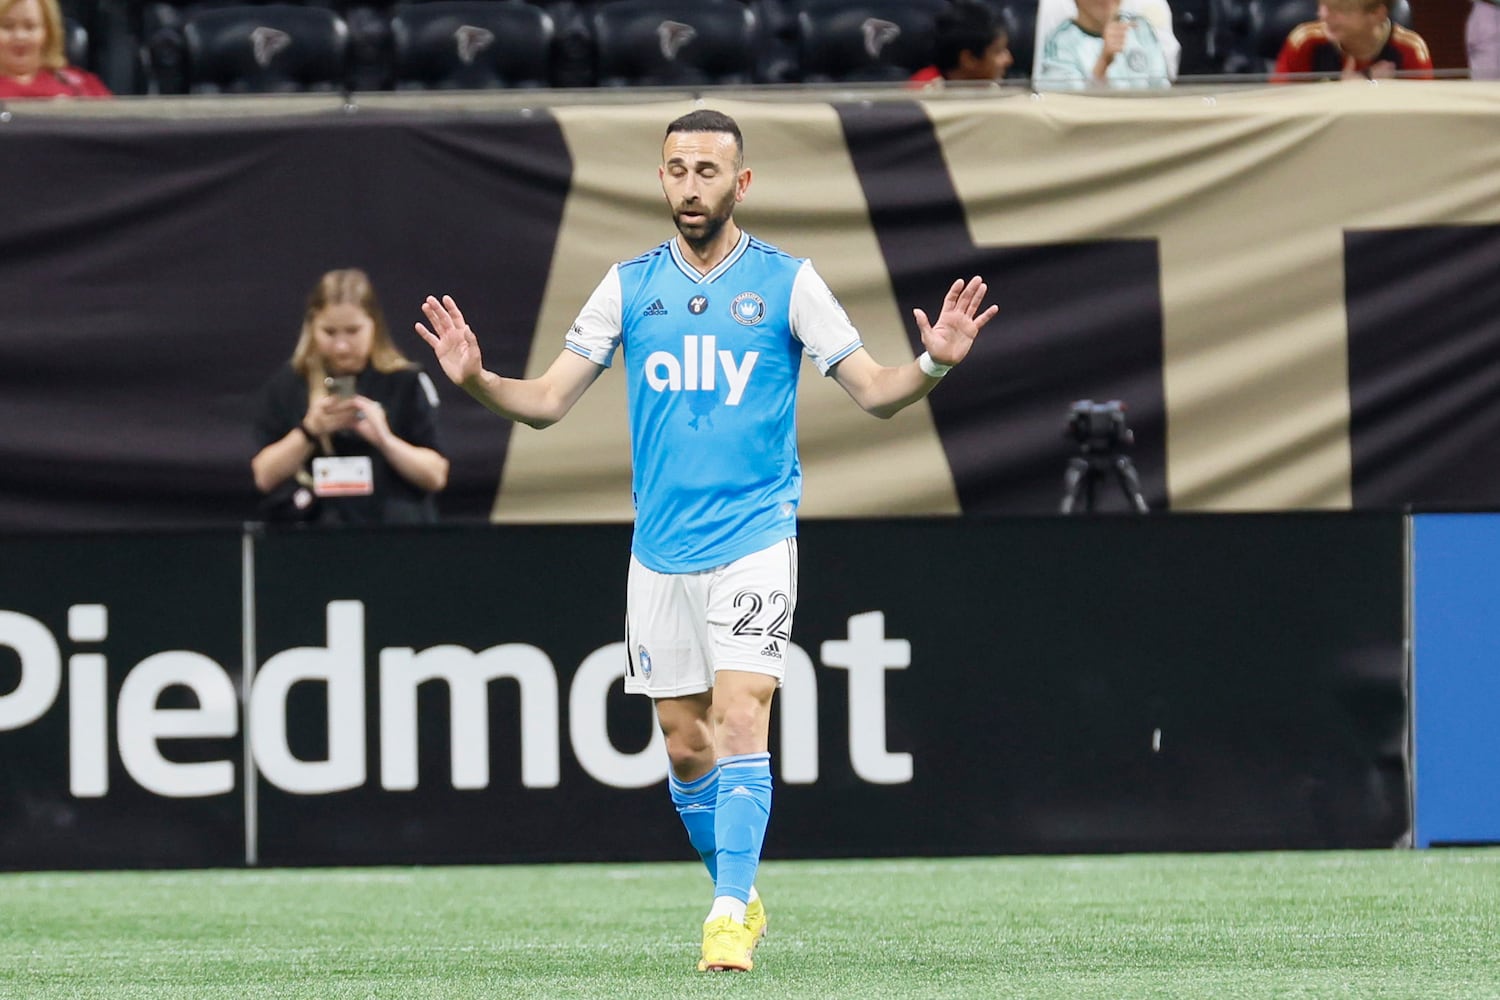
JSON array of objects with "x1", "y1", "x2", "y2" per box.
[
  {"x1": 907, "y1": 65, "x2": 945, "y2": 89},
  {"x1": 0, "y1": 67, "x2": 113, "y2": 99},
  {"x1": 1273, "y1": 21, "x2": 1433, "y2": 80}
]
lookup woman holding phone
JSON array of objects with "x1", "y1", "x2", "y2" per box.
[{"x1": 251, "y1": 268, "x2": 448, "y2": 524}]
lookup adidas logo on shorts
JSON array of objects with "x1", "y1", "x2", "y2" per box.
[
  {"x1": 643, "y1": 298, "x2": 669, "y2": 316},
  {"x1": 760, "y1": 640, "x2": 782, "y2": 659}
]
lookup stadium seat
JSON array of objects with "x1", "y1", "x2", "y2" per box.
[
  {"x1": 391, "y1": 2, "x2": 555, "y2": 89},
  {"x1": 61, "y1": 16, "x2": 89, "y2": 69},
  {"x1": 182, "y1": 4, "x2": 350, "y2": 93},
  {"x1": 81, "y1": 0, "x2": 142, "y2": 93},
  {"x1": 1256, "y1": 0, "x2": 1312, "y2": 66},
  {"x1": 142, "y1": 1, "x2": 366, "y2": 93},
  {"x1": 590, "y1": 0, "x2": 757, "y2": 87},
  {"x1": 1212, "y1": 0, "x2": 1262, "y2": 74},
  {"x1": 735, "y1": 0, "x2": 798, "y2": 83},
  {"x1": 1168, "y1": 0, "x2": 1217, "y2": 74},
  {"x1": 791, "y1": 0, "x2": 949, "y2": 83}
]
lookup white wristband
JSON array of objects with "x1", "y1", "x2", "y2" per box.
[{"x1": 917, "y1": 351, "x2": 952, "y2": 378}]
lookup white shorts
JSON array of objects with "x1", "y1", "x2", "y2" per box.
[{"x1": 624, "y1": 537, "x2": 798, "y2": 698}]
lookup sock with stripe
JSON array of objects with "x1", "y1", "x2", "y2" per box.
[
  {"x1": 669, "y1": 765, "x2": 719, "y2": 881},
  {"x1": 711, "y1": 751, "x2": 772, "y2": 911}
]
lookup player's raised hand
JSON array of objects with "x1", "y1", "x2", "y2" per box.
[
  {"x1": 415, "y1": 295, "x2": 484, "y2": 387},
  {"x1": 913, "y1": 276, "x2": 998, "y2": 368}
]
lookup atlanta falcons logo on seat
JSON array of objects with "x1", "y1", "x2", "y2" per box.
[
  {"x1": 861, "y1": 18, "x2": 901, "y2": 59},
  {"x1": 250, "y1": 27, "x2": 291, "y2": 68},
  {"x1": 657, "y1": 20, "x2": 697, "y2": 60},
  {"x1": 455, "y1": 25, "x2": 495, "y2": 65}
]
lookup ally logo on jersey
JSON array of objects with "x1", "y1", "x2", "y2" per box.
[{"x1": 645, "y1": 335, "x2": 759, "y2": 406}]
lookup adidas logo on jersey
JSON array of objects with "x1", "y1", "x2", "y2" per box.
[
  {"x1": 760, "y1": 640, "x2": 782, "y2": 659},
  {"x1": 643, "y1": 298, "x2": 669, "y2": 316}
]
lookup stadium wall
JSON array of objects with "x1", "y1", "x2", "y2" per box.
[
  {"x1": 1411, "y1": 513, "x2": 1500, "y2": 848},
  {"x1": 1, "y1": 85, "x2": 1500, "y2": 531},
  {"x1": 0, "y1": 516, "x2": 1407, "y2": 870}
]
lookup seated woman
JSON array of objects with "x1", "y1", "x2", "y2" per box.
[
  {"x1": 0, "y1": 0, "x2": 111, "y2": 99},
  {"x1": 252, "y1": 269, "x2": 450, "y2": 526},
  {"x1": 1035, "y1": 0, "x2": 1172, "y2": 89}
]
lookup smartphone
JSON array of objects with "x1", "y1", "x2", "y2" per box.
[{"x1": 324, "y1": 375, "x2": 356, "y2": 399}]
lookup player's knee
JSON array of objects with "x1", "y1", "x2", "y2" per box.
[
  {"x1": 662, "y1": 728, "x2": 715, "y2": 777},
  {"x1": 711, "y1": 705, "x2": 765, "y2": 753}
]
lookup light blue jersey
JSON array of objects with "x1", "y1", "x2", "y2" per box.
[{"x1": 565, "y1": 231, "x2": 863, "y2": 573}]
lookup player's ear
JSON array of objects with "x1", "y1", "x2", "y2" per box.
[{"x1": 736, "y1": 166, "x2": 753, "y2": 202}]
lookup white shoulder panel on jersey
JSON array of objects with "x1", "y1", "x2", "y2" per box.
[
  {"x1": 564, "y1": 264, "x2": 623, "y2": 368},
  {"x1": 416, "y1": 370, "x2": 440, "y2": 408},
  {"x1": 789, "y1": 260, "x2": 863, "y2": 375}
]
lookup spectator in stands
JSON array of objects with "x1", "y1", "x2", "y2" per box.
[
  {"x1": 1035, "y1": 0, "x2": 1173, "y2": 88},
  {"x1": 0, "y1": 0, "x2": 110, "y2": 99},
  {"x1": 1034, "y1": 0, "x2": 1181, "y2": 80},
  {"x1": 909, "y1": 0, "x2": 1014, "y2": 88},
  {"x1": 1467, "y1": 0, "x2": 1500, "y2": 78},
  {"x1": 1273, "y1": 0, "x2": 1433, "y2": 80},
  {"x1": 252, "y1": 269, "x2": 448, "y2": 525}
]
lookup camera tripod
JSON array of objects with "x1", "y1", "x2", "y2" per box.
[{"x1": 1060, "y1": 451, "x2": 1150, "y2": 514}]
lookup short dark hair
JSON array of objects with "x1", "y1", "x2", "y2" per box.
[
  {"x1": 934, "y1": 0, "x2": 1005, "y2": 75},
  {"x1": 664, "y1": 109, "x2": 744, "y2": 166}
]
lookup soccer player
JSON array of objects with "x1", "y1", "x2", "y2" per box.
[{"x1": 415, "y1": 109, "x2": 997, "y2": 973}]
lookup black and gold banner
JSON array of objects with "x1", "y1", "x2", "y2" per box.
[{"x1": 1, "y1": 85, "x2": 1498, "y2": 530}]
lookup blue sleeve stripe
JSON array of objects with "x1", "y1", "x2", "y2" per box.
[
  {"x1": 822, "y1": 340, "x2": 863, "y2": 372},
  {"x1": 564, "y1": 340, "x2": 612, "y2": 367}
]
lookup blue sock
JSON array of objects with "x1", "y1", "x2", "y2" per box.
[
  {"x1": 669, "y1": 766, "x2": 719, "y2": 880},
  {"x1": 713, "y1": 752, "x2": 772, "y2": 905}
]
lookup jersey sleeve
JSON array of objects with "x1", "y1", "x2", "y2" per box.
[
  {"x1": 400, "y1": 369, "x2": 444, "y2": 455},
  {"x1": 789, "y1": 260, "x2": 863, "y2": 376},
  {"x1": 1035, "y1": 24, "x2": 1091, "y2": 89},
  {"x1": 1273, "y1": 26, "x2": 1315, "y2": 78},
  {"x1": 563, "y1": 265, "x2": 623, "y2": 367},
  {"x1": 1393, "y1": 26, "x2": 1434, "y2": 75},
  {"x1": 251, "y1": 368, "x2": 300, "y2": 449}
]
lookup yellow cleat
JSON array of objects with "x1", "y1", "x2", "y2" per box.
[
  {"x1": 744, "y1": 895, "x2": 768, "y2": 949},
  {"x1": 697, "y1": 915, "x2": 756, "y2": 972}
]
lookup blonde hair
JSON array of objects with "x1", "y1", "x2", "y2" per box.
[
  {"x1": 291, "y1": 268, "x2": 414, "y2": 398},
  {"x1": 1, "y1": 0, "x2": 67, "y2": 70}
]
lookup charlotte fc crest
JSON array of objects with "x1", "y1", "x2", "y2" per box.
[{"x1": 731, "y1": 291, "x2": 765, "y2": 326}]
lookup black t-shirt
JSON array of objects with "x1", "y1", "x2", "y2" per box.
[{"x1": 253, "y1": 364, "x2": 445, "y2": 525}]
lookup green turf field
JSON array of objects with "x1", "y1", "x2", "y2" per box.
[{"x1": 2, "y1": 850, "x2": 1497, "y2": 999}]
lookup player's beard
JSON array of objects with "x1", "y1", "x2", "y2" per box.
[{"x1": 672, "y1": 189, "x2": 736, "y2": 253}]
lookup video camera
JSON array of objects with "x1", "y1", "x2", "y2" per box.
[{"x1": 1065, "y1": 399, "x2": 1134, "y2": 454}]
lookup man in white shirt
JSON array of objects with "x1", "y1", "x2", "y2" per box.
[
  {"x1": 1035, "y1": 0, "x2": 1174, "y2": 88},
  {"x1": 1034, "y1": 0, "x2": 1180, "y2": 83}
]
